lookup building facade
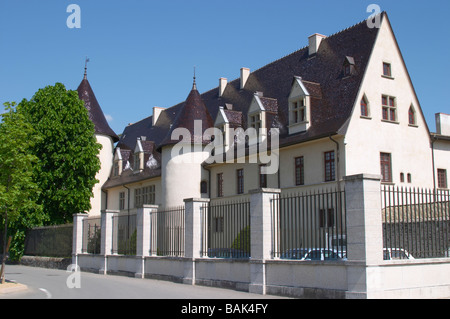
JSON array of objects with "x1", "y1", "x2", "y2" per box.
[{"x1": 78, "y1": 12, "x2": 450, "y2": 216}]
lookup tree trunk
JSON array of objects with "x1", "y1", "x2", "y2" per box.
[{"x1": 0, "y1": 209, "x2": 8, "y2": 284}]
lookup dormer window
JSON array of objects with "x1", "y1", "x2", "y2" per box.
[
  {"x1": 288, "y1": 77, "x2": 311, "y2": 134},
  {"x1": 133, "y1": 139, "x2": 144, "y2": 172},
  {"x1": 113, "y1": 148, "x2": 123, "y2": 177},
  {"x1": 343, "y1": 56, "x2": 355, "y2": 77}
]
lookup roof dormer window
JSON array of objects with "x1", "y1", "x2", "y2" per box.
[
  {"x1": 288, "y1": 77, "x2": 311, "y2": 134},
  {"x1": 342, "y1": 56, "x2": 355, "y2": 78}
]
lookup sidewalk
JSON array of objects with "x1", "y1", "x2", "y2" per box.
[{"x1": 0, "y1": 281, "x2": 28, "y2": 295}]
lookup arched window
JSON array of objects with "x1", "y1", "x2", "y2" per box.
[
  {"x1": 408, "y1": 105, "x2": 416, "y2": 125},
  {"x1": 361, "y1": 96, "x2": 369, "y2": 117}
]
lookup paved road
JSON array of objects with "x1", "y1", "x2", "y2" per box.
[{"x1": 1, "y1": 265, "x2": 288, "y2": 300}]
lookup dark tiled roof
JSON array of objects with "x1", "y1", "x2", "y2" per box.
[
  {"x1": 107, "y1": 13, "x2": 384, "y2": 186},
  {"x1": 77, "y1": 77, "x2": 119, "y2": 142},
  {"x1": 158, "y1": 83, "x2": 214, "y2": 149}
]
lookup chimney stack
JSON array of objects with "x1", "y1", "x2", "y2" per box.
[
  {"x1": 153, "y1": 107, "x2": 165, "y2": 126},
  {"x1": 219, "y1": 77, "x2": 227, "y2": 97},
  {"x1": 240, "y1": 67, "x2": 250, "y2": 90},
  {"x1": 308, "y1": 33, "x2": 327, "y2": 56},
  {"x1": 436, "y1": 113, "x2": 450, "y2": 136}
]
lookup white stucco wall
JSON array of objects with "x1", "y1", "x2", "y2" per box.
[
  {"x1": 88, "y1": 134, "x2": 114, "y2": 217},
  {"x1": 344, "y1": 17, "x2": 434, "y2": 188},
  {"x1": 161, "y1": 144, "x2": 210, "y2": 208}
]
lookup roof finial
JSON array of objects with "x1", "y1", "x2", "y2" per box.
[
  {"x1": 192, "y1": 66, "x2": 197, "y2": 90},
  {"x1": 84, "y1": 57, "x2": 90, "y2": 79}
]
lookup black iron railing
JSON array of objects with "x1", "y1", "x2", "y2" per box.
[
  {"x1": 271, "y1": 188, "x2": 347, "y2": 260},
  {"x1": 382, "y1": 186, "x2": 450, "y2": 259},
  {"x1": 201, "y1": 200, "x2": 251, "y2": 259}
]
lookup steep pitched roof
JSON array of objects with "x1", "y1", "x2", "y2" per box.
[
  {"x1": 158, "y1": 80, "x2": 214, "y2": 149},
  {"x1": 117, "y1": 14, "x2": 381, "y2": 154},
  {"x1": 77, "y1": 76, "x2": 119, "y2": 142}
]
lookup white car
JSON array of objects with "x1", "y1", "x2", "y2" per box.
[{"x1": 383, "y1": 248, "x2": 414, "y2": 260}]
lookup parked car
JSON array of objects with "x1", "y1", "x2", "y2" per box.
[
  {"x1": 207, "y1": 248, "x2": 250, "y2": 259},
  {"x1": 280, "y1": 249, "x2": 309, "y2": 260},
  {"x1": 280, "y1": 248, "x2": 346, "y2": 261},
  {"x1": 383, "y1": 248, "x2": 414, "y2": 260}
]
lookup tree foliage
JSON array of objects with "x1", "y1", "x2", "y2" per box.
[
  {"x1": 18, "y1": 83, "x2": 102, "y2": 224},
  {"x1": 0, "y1": 102, "x2": 43, "y2": 261}
]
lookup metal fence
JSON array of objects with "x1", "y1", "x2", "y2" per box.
[
  {"x1": 382, "y1": 186, "x2": 450, "y2": 259},
  {"x1": 150, "y1": 206, "x2": 185, "y2": 257},
  {"x1": 201, "y1": 200, "x2": 251, "y2": 259},
  {"x1": 271, "y1": 188, "x2": 347, "y2": 260},
  {"x1": 24, "y1": 224, "x2": 73, "y2": 258},
  {"x1": 82, "y1": 217, "x2": 101, "y2": 254},
  {"x1": 113, "y1": 214, "x2": 137, "y2": 256}
]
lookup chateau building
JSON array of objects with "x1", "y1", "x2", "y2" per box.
[{"x1": 77, "y1": 12, "x2": 450, "y2": 217}]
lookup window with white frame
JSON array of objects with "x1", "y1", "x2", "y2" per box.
[
  {"x1": 290, "y1": 98, "x2": 306, "y2": 125},
  {"x1": 249, "y1": 113, "x2": 262, "y2": 131}
]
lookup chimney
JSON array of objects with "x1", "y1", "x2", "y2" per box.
[
  {"x1": 153, "y1": 107, "x2": 165, "y2": 126},
  {"x1": 219, "y1": 77, "x2": 227, "y2": 97},
  {"x1": 436, "y1": 113, "x2": 450, "y2": 136},
  {"x1": 240, "y1": 67, "x2": 250, "y2": 90},
  {"x1": 308, "y1": 33, "x2": 327, "y2": 56}
]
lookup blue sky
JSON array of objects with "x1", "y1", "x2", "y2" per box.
[{"x1": 1, "y1": 0, "x2": 449, "y2": 135}]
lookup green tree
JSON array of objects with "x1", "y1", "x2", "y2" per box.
[
  {"x1": 18, "y1": 83, "x2": 101, "y2": 225},
  {"x1": 0, "y1": 102, "x2": 42, "y2": 281}
]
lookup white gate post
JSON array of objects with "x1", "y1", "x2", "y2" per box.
[
  {"x1": 249, "y1": 188, "x2": 281, "y2": 295},
  {"x1": 135, "y1": 204, "x2": 159, "y2": 278},
  {"x1": 72, "y1": 213, "x2": 87, "y2": 268},
  {"x1": 344, "y1": 174, "x2": 383, "y2": 299}
]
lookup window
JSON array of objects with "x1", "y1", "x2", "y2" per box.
[
  {"x1": 133, "y1": 154, "x2": 141, "y2": 171},
  {"x1": 259, "y1": 165, "x2": 267, "y2": 188},
  {"x1": 361, "y1": 96, "x2": 369, "y2": 117},
  {"x1": 135, "y1": 185, "x2": 155, "y2": 208},
  {"x1": 324, "y1": 151, "x2": 335, "y2": 182},
  {"x1": 119, "y1": 192, "x2": 125, "y2": 210},
  {"x1": 295, "y1": 156, "x2": 305, "y2": 186},
  {"x1": 343, "y1": 64, "x2": 351, "y2": 77},
  {"x1": 291, "y1": 99, "x2": 306, "y2": 124},
  {"x1": 113, "y1": 161, "x2": 120, "y2": 176},
  {"x1": 237, "y1": 169, "x2": 244, "y2": 194},
  {"x1": 214, "y1": 217, "x2": 224, "y2": 233},
  {"x1": 382, "y1": 95, "x2": 396, "y2": 122},
  {"x1": 383, "y1": 62, "x2": 392, "y2": 77},
  {"x1": 400, "y1": 173, "x2": 404, "y2": 183},
  {"x1": 200, "y1": 181, "x2": 208, "y2": 194},
  {"x1": 408, "y1": 106, "x2": 416, "y2": 125},
  {"x1": 249, "y1": 113, "x2": 262, "y2": 130},
  {"x1": 407, "y1": 173, "x2": 412, "y2": 184},
  {"x1": 319, "y1": 209, "x2": 335, "y2": 228},
  {"x1": 380, "y1": 153, "x2": 392, "y2": 183},
  {"x1": 438, "y1": 169, "x2": 448, "y2": 189},
  {"x1": 217, "y1": 173, "x2": 223, "y2": 197}
]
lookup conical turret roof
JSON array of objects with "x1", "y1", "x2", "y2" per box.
[
  {"x1": 158, "y1": 79, "x2": 214, "y2": 149},
  {"x1": 77, "y1": 76, "x2": 119, "y2": 143}
]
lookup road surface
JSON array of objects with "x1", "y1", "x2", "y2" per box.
[{"x1": 0, "y1": 264, "x2": 288, "y2": 300}]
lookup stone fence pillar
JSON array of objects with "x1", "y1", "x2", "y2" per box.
[
  {"x1": 99, "y1": 210, "x2": 118, "y2": 275},
  {"x1": 135, "y1": 205, "x2": 159, "y2": 278},
  {"x1": 72, "y1": 213, "x2": 87, "y2": 267},
  {"x1": 183, "y1": 198, "x2": 210, "y2": 285},
  {"x1": 344, "y1": 174, "x2": 383, "y2": 299},
  {"x1": 249, "y1": 188, "x2": 281, "y2": 295}
]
